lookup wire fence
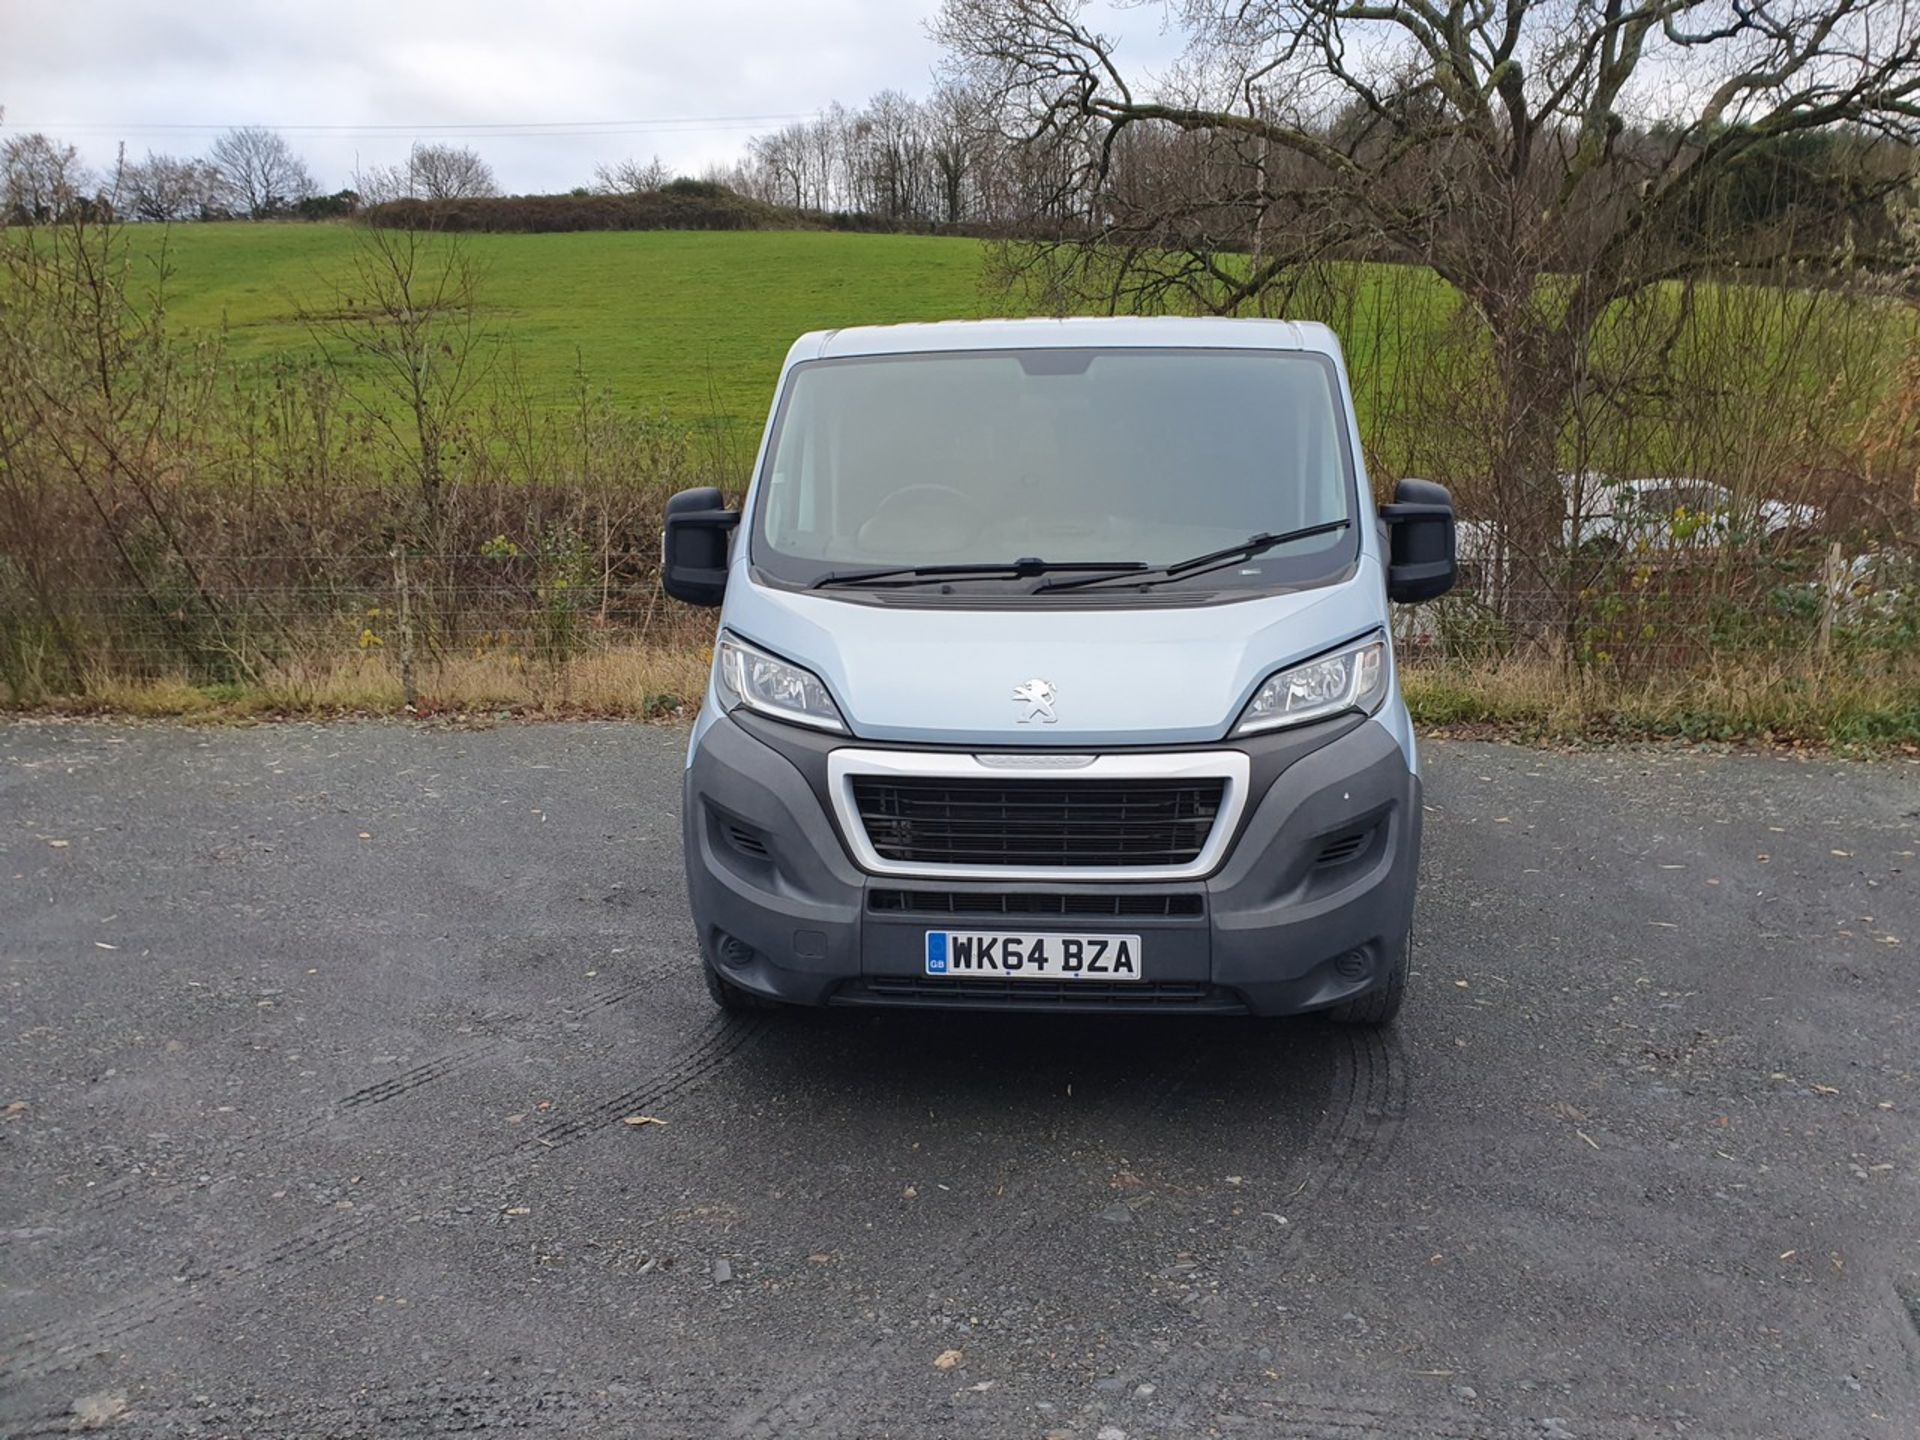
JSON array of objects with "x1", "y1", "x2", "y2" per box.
[
  {"x1": 7, "y1": 542, "x2": 1916, "y2": 704},
  {"x1": 1397, "y1": 542, "x2": 1919, "y2": 676}
]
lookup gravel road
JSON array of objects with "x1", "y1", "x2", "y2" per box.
[{"x1": 2, "y1": 720, "x2": 1916, "y2": 1439}]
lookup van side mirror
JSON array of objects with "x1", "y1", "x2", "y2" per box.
[
  {"x1": 661, "y1": 487, "x2": 740, "y2": 607},
  {"x1": 1379, "y1": 478, "x2": 1457, "y2": 604}
]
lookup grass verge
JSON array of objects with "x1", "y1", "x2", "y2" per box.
[
  {"x1": 7, "y1": 646, "x2": 1919, "y2": 752},
  {"x1": 33, "y1": 647, "x2": 713, "y2": 724},
  {"x1": 1404, "y1": 658, "x2": 1920, "y2": 751}
]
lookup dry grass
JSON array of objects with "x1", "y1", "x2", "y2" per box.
[
  {"x1": 1405, "y1": 655, "x2": 1920, "y2": 748},
  {"x1": 15, "y1": 644, "x2": 1918, "y2": 750},
  {"x1": 42, "y1": 644, "x2": 714, "y2": 722}
]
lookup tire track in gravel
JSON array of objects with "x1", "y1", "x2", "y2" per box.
[
  {"x1": 335, "y1": 974, "x2": 652, "y2": 1111},
  {"x1": 1186, "y1": 1400, "x2": 1487, "y2": 1439},
  {"x1": 0, "y1": 1003, "x2": 1395, "y2": 1413},
  {"x1": 1269, "y1": 1025, "x2": 1409, "y2": 1257},
  {"x1": 0, "y1": 1021, "x2": 1714, "y2": 1440},
  {"x1": 1137, "y1": 1024, "x2": 1409, "y2": 1438},
  {"x1": 1127, "y1": 1032, "x2": 1701, "y2": 1440},
  {"x1": 725, "y1": 1021, "x2": 1405, "y2": 1440},
  {"x1": 718, "y1": 1042, "x2": 1221, "y2": 1439},
  {"x1": 0, "y1": 1378, "x2": 1719, "y2": 1440},
  {"x1": 0, "y1": 1376, "x2": 721, "y2": 1440},
  {"x1": 1143, "y1": 1400, "x2": 1716, "y2": 1440},
  {"x1": 0, "y1": 1006, "x2": 769, "y2": 1389},
  {"x1": 333, "y1": 1047, "x2": 495, "y2": 1111},
  {"x1": 1, "y1": 974, "x2": 661, "y2": 1240}
]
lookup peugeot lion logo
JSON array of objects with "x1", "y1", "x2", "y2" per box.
[{"x1": 1012, "y1": 678, "x2": 1058, "y2": 724}]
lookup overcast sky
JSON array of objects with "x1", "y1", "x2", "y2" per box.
[{"x1": 1, "y1": 1, "x2": 1179, "y2": 194}]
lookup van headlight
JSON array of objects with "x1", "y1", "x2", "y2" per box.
[
  {"x1": 715, "y1": 632, "x2": 847, "y2": 733},
  {"x1": 1233, "y1": 633, "x2": 1388, "y2": 735}
]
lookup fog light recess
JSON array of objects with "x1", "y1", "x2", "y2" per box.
[
  {"x1": 717, "y1": 933, "x2": 756, "y2": 969},
  {"x1": 1333, "y1": 950, "x2": 1369, "y2": 981}
]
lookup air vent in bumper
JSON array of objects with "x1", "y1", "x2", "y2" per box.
[
  {"x1": 835, "y1": 977, "x2": 1243, "y2": 1011},
  {"x1": 868, "y1": 889, "x2": 1203, "y2": 918}
]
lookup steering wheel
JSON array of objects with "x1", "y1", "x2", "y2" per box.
[{"x1": 856, "y1": 484, "x2": 986, "y2": 556}]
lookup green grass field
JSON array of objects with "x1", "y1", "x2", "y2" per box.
[
  {"x1": 129, "y1": 222, "x2": 1483, "y2": 459},
  {"x1": 118, "y1": 220, "x2": 1905, "y2": 480},
  {"x1": 132, "y1": 223, "x2": 998, "y2": 432}
]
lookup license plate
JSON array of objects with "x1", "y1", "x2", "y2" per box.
[{"x1": 924, "y1": 930, "x2": 1143, "y2": 981}]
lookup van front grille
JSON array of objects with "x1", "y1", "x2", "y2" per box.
[
  {"x1": 849, "y1": 776, "x2": 1225, "y2": 869},
  {"x1": 868, "y1": 889, "x2": 1204, "y2": 918},
  {"x1": 836, "y1": 977, "x2": 1240, "y2": 1010}
]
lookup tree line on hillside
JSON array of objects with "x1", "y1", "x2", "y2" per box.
[
  {"x1": 10, "y1": 15, "x2": 1919, "y2": 263},
  {"x1": 712, "y1": 72, "x2": 1915, "y2": 261},
  {"x1": 0, "y1": 123, "x2": 499, "y2": 223}
]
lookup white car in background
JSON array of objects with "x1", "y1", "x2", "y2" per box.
[
  {"x1": 1454, "y1": 475, "x2": 1821, "y2": 569},
  {"x1": 1565, "y1": 475, "x2": 1821, "y2": 551}
]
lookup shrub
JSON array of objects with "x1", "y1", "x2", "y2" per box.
[
  {"x1": 659, "y1": 177, "x2": 733, "y2": 200},
  {"x1": 360, "y1": 188, "x2": 1010, "y2": 237},
  {"x1": 295, "y1": 189, "x2": 360, "y2": 220},
  {"x1": 362, "y1": 190, "x2": 792, "y2": 234}
]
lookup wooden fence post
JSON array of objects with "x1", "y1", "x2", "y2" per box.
[
  {"x1": 390, "y1": 544, "x2": 418, "y2": 709},
  {"x1": 1816, "y1": 540, "x2": 1845, "y2": 666}
]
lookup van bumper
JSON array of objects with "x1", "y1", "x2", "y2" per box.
[{"x1": 682, "y1": 711, "x2": 1420, "y2": 1018}]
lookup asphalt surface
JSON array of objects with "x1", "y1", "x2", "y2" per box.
[{"x1": 1, "y1": 720, "x2": 1917, "y2": 1440}]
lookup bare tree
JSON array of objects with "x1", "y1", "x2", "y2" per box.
[
  {"x1": 361, "y1": 143, "x2": 498, "y2": 205},
  {"x1": 735, "y1": 94, "x2": 980, "y2": 219},
  {"x1": 209, "y1": 126, "x2": 316, "y2": 218},
  {"x1": 593, "y1": 154, "x2": 671, "y2": 194},
  {"x1": 1, "y1": 132, "x2": 93, "y2": 222},
  {"x1": 0, "y1": 205, "x2": 257, "y2": 682},
  {"x1": 407, "y1": 143, "x2": 497, "y2": 200},
  {"x1": 296, "y1": 221, "x2": 498, "y2": 665},
  {"x1": 741, "y1": 119, "x2": 826, "y2": 207},
  {"x1": 728, "y1": 86, "x2": 1029, "y2": 223},
  {"x1": 937, "y1": 0, "x2": 1920, "y2": 628},
  {"x1": 928, "y1": 83, "x2": 989, "y2": 223},
  {"x1": 123, "y1": 151, "x2": 226, "y2": 221},
  {"x1": 298, "y1": 224, "x2": 494, "y2": 522},
  {"x1": 846, "y1": 90, "x2": 927, "y2": 219},
  {"x1": 354, "y1": 160, "x2": 411, "y2": 206}
]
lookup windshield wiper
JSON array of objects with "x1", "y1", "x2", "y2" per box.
[
  {"x1": 811, "y1": 557, "x2": 1148, "y2": 590},
  {"x1": 1034, "y1": 519, "x2": 1353, "y2": 594}
]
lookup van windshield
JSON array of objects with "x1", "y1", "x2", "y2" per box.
[{"x1": 750, "y1": 347, "x2": 1358, "y2": 594}]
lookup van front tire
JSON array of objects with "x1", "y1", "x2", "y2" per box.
[
  {"x1": 1325, "y1": 932, "x2": 1410, "y2": 1027},
  {"x1": 703, "y1": 961, "x2": 780, "y2": 1013}
]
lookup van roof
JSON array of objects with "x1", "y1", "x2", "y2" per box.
[{"x1": 796, "y1": 315, "x2": 1340, "y2": 362}]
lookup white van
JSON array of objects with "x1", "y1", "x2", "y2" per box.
[{"x1": 664, "y1": 318, "x2": 1455, "y2": 1025}]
